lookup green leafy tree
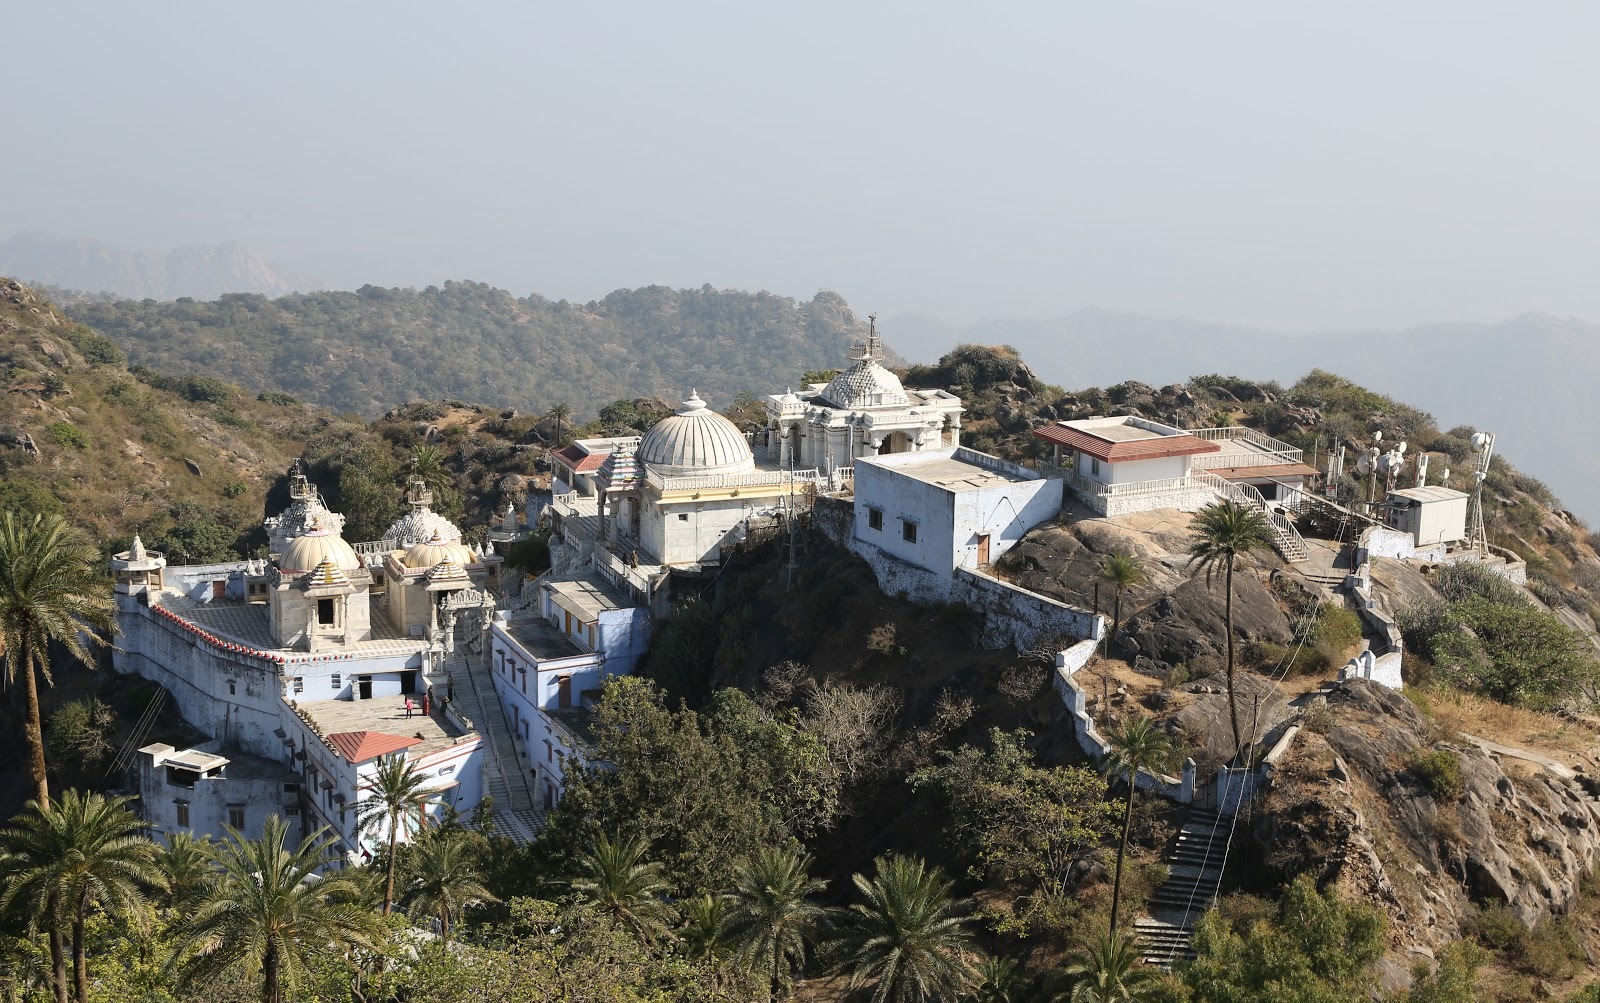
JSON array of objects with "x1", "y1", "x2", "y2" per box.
[
  {"x1": 176, "y1": 817, "x2": 379, "y2": 1003},
  {"x1": 829, "y1": 854, "x2": 980, "y2": 1003},
  {"x1": 150, "y1": 502, "x2": 241, "y2": 564},
  {"x1": 544, "y1": 677, "x2": 788, "y2": 895},
  {"x1": 723, "y1": 846, "x2": 828, "y2": 999},
  {"x1": 354, "y1": 755, "x2": 432, "y2": 915},
  {"x1": 912, "y1": 729, "x2": 1114, "y2": 904},
  {"x1": 1098, "y1": 553, "x2": 1147, "y2": 650},
  {"x1": 399, "y1": 829, "x2": 499, "y2": 942},
  {"x1": 44, "y1": 698, "x2": 116, "y2": 774},
  {"x1": 1186, "y1": 501, "x2": 1274, "y2": 760},
  {"x1": 1403, "y1": 942, "x2": 1487, "y2": 1003},
  {"x1": 567, "y1": 831, "x2": 678, "y2": 945},
  {"x1": 1184, "y1": 874, "x2": 1386, "y2": 1003},
  {"x1": 0, "y1": 511, "x2": 115, "y2": 807},
  {"x1": 0, "y1": 791, "x2": 163, "y2": 1003},
  {"x1": 1103, "y1": 717, "x2": 1177, "y2": 934},
  {"x1": 971, "y1": 955, "x2": 1028, "y2": 1003},
  {"x1": 1059, "y1": 931, "x2": 1159, "y2": 1003}
]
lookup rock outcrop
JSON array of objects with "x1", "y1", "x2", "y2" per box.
[{"x1": 1253, "y1": 679, "x2": 1600, "y2": 952}]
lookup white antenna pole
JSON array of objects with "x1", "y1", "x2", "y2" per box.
[{"x1": 1416, "y1": 453, "x2": 1429, "y2": 488}]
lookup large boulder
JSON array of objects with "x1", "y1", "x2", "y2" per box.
[{"x1": 1118, "y1": 566, "x2": 1293, "y2": 674}]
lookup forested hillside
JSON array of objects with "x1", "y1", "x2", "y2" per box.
[{"x1": 59, "y1": 282, "x2": 881, "y2": 418}]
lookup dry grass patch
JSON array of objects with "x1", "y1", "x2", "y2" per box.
[{"x1": 1410, "y1": 686, "x2": 1598, "y2": 756}]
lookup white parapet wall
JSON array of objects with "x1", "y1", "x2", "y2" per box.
[
  {"x1": 1338, "y1": 649, "x2": 1404, "y2": 690},
  {"x1": 1052, "y1": 640, "x2": 1196, "y2": 803}
]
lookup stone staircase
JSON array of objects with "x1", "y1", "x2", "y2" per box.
[
  {"x1": 1193, "y1": 472, "x2": 1308, "y2": 563},
  {"x1": 447, "y1": 651, "x2": 547, "y2": 840},
  {"x1": 1134, "y1": 807, "x2": 1228, "y2": 967}
]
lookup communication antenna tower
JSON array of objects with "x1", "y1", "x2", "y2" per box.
[{"x1": 1466, "y1": 431, "x2": 1496, "y2": 552}]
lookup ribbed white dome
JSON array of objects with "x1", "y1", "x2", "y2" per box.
[
  {"x1": 384, "y1": 507, "x2": 461, "y2": 548},
  {"x1": 279, "y1": 524, "x2": 362, "y2": 573},
  {"x1": 821, "y1": 358, "x2": 909, "y2": 409},
  {"x1": 403, "y1": 530, "x2": 478, "y2": 570},
  {"x1": 637, "y1": 392, "x2": 755, "y2": 477}
]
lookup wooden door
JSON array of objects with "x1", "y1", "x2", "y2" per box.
[{"x1": 977, "y1": 534, "x2": 991, "y2": 566}]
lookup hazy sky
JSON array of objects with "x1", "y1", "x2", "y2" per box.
[{"x1": 6, "y1": 2, "x2": 1599, "y2": 329}]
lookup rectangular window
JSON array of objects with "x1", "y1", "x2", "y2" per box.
[
  {"x1": 868, "y1": 508, "x2": 883, "y2": 531},
  {"x1": 227, "y1": 679, "x2": 237, "y2": 695},
  {"x1": 544, "y1": 739, "x2": 553, "y2": 763},
  {"x1": 902, "y1": 521, "x2": 918, "y2": 543},
  {"x1": 227, "y1": 806, "x2": 245, "y2": 830},
  {"x1": 292, "y1": 677, "x2": 304, "y2": 695},
  {"x1": 175, "y1": 801, "x2": 189, "y2": 827},
  {"x1": 678, "y1": 513, "x2": 689, "y2": 521},
  {"x1": 1090, "y1": 455, "x2": 1100, "y2": 476},
  {"x1": 283, "y1": 783, "x2": 299, "y2": 794},
  {"x1": 317, "y1": 598, "x2": 336, "y2": 625},
  {"x1": 331, "y1": 673, "x2": 341, "y2": 689}
]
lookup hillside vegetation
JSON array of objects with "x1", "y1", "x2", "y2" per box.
[
  {"x1": 59, "y1": 282, "x2": 880, "y2": 418},
  {"x1": 0, "y1": 278, "x2": 353, "y2": 555}
]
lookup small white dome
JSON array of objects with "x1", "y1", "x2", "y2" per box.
[
  {"x1": 279, "y1": 523, "x2": 361, "y2": 573},
  {"x1": 403, "y1": 530, "x2": 478, "y2": 570},
  {"x1": 821, "y1": 358, "x2": 908, "y2": 409},
  {"x1": 637, "y1": 392, "x2": 755, "y2": 477},
  {"x1": 384, "y1": 507, "x2": 461, "y2": 548}
]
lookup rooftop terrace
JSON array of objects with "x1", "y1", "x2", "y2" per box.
[
  {"x1": 298, "y1": 693, "x2": 469, "y2": 760},
  {"x1": 156, "y1": 591, "x2": 425, "y2": 660}
]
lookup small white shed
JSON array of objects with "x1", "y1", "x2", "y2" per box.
[{"x1": 1384, "y1": 485, "x2": 1469, "y2": 547}]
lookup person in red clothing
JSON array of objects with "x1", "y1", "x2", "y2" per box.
[
  {"x1": 404, "y1": 696, "x2": 413, "y2": 719},
  {"x1": 422, "y1": 692, "x2": 431, "y2": 716}
]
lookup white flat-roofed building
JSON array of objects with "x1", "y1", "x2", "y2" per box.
[
  {"x1": 852, "y1": 447, "x2": 1063, "y2": 577},
  {"x1": 1384, "y1": 485, "x2": 1470, "y2": 547}
]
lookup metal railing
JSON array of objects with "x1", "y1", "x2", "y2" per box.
[
  {"x1": 645, "y1": 467, "x2": 821, "y2": 493},
  {"x1": 1189, "y1": 427, "x2": 1304, "y2": 466},
  {"x1": 1192, "y1": 471, "x2": 1308, "y2": 562}
]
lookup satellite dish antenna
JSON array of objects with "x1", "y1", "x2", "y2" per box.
[
  {"x1": 1355, "y1": 454, "x2": 1371, "y2": 476},
  {"x1": 1470, "y1": 431, "x2": 1491, "y2": 453},
  {"x1": 1397, "y1": 442, "x2": 1407, "y2": 454}
]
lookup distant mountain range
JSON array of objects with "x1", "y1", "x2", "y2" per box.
[
  {"x1": 0, "y1": 231, "x2": 317, "y2": 300},
  {"x1": 887, "y1": 309, "x2": 1600, "y2": 522}
]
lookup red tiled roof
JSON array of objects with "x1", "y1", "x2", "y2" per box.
[
  {"x1": 1210, "y1": 463, "x2": 1321, "y2": 481},
  {"x1": 552, "y1": 444, "x2": 607, "y2": 473},
  {"x1": 326, "y1": 731, "x2": 422, "y2": 764},
  {"x1": 1032, "y1": 423, "x2": 1221, "y2": 462}
]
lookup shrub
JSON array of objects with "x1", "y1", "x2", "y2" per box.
[
  {"x1": 1469, "y1": 903, "x2": 1526, "y2": 951},
  {"x1": 66, "y1": 327, "x2": 125, "y2": 365},
  {"x1": 1315, "y1": 604, "x2": 1364, "y2": 651},
  {"x1": 865, "y1": 622, "x2": 901, "y2": 657},
  {"x1": 257, "y1": 390, "x2": 299, "y2": 406},
  {"x1": 1409, "y1": 749, "x2": 1465, "y2": 802},
  {"x1": 1521, "y1": 916, "x2": 1586, "y2": 978},
  {"x1": 222, "y1": 480, "x2": 248, "y2": 498},
  {"x1": 47, "y1": 422, "x2": 87, "y2": 450}
]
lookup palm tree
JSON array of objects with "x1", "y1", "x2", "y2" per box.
[
  {"x1": 176, "y1": 817, "x2": 378, "y2": 1003},
  {"x1": 723, "y1": 846, "x2": 828, "y2": 1000},
  {"x1": 354, "y1": 755, "x2": 431, "y2": 915},
  {"x1": 830, "y1": 854, "x2": 979, "y2": 1003},
  {"x1": 1102, "y1": 718, "x2": 1176, "y2": 935},
  {"x1": 568, "y1": 831, "x2": 677, "y2": 944},
  {"x1": 157, "y1": 831, "x2": 216, "y2": 913},
  {"x1": 680, "y1": 893, "x2": 731, "y2": 962},
  {"x1": 1186, "y1": 501, "x2": 1273, "y2": 761},
  {"x1": 398, "y1": 829, "x2": 498, "y2": 942},
  {"x1": 0, "y1": 511, "x2": 115, "y2": 807},
  {"x1": 546, "y1": 402, "x2": 574, "y2": 447},
  {"x1": 971, "y1": 955, "x2": 1026, "y2": 1003},
  {"x1": 1057, "y1": 931, "x2": 1158, "y2": 1003},
  {"x1": 1098, "y1": 553, "x2": 1147, "y2": 651},
  {"x1": 0, "y1": 790, "x2": 163, "y2": 1003},
  {"x1": 409, "y1": 445, "x2": 451, "y2": 497}
]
